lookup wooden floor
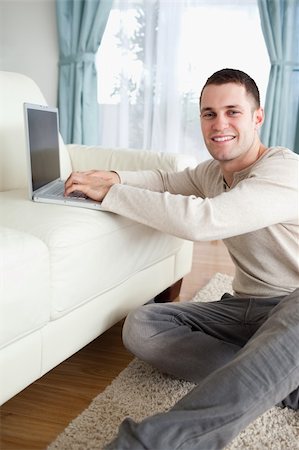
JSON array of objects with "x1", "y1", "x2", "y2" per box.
[{"x1": 0, "y1": 241, "x2": 235, "y2": 450}]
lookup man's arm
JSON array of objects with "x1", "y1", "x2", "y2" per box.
[
  {"x1": 64, "y1": 151, "x2": 298, "y2": 242},
  {"x1": 64, "y1": 162, "x2": 212, "y2": 201},
  {"x1": 100, "y1": 170, "x2": 298, "y2": 242}
]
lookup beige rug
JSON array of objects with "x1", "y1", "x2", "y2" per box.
[{"x1": 48, "y1": 273, "x2": 299, "y2": 450}]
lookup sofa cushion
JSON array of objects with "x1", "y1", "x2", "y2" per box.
[
  {"x1": 0, "y1": 190, "x2": 186, "y2": 319},
  {"x1": 0, "y1": 226, "x2": 50, "y2": 349}
]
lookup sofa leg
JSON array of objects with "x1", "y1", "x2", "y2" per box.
[{"x1": 155, "y1": 278, "x2": 183, "y2": 303}]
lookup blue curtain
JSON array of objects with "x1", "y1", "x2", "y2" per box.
[
  {"x1": 56, "y1": 0, "x2": 112, "y2": 145},
  {"x1": 258, "y1": 0, "x2": 299, "y2": 153}
]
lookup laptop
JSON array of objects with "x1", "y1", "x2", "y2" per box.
[{"x1": 24, "y1": 103, "x2": 102, "y2": 210}]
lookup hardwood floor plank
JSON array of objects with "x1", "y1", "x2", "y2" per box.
[
  {"x1": 1, "y1": 413, "x2": 67, "y2": 450},
  {"x1": 0, "y1": 241, "x2": 234, "y2": 449},
  {"x1": 179, "y1": 240, "x2": 234, "y2": 301}
]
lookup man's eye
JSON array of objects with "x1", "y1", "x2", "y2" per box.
[
  {"x1": 202, "y1": 112, "x2": 215, "y2": 119},
  {"x1": 228, "y1": 110, "x2": 240, "y2": 116}
]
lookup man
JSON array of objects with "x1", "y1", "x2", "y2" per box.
[{"x1": 65, "y1": 69, "x2": 299, "y2": 449}]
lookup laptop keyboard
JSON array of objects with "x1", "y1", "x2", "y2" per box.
[
  {"x1": 47, "y1": 183, "x2": 65, "y2": 196},
  {"x1": 46, "y1": 183, "x2": 88, "y2": 199}
]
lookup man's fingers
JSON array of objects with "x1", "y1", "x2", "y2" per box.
[
  {"x1": 64, "y1": 183, "x2": 87, "y2": 197},
  {"x1": 64, "y1": 170, "x2": 115, "y2": 202},
  {"x1": 65, "y1": 172, "x2": 87, "y2": 189},
  {"x1": 65, "y1": 172, "x2": 78, "y2": 188}
]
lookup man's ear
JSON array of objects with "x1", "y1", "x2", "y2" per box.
[{"x1": 255, "y1": 107, "x2": 264, "y2": 129}]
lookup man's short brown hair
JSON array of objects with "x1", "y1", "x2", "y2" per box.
[{"x1": 200, "y1": 68, "x2": 261, "y2": 109}]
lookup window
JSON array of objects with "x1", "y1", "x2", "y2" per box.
[{"x1": 96, "y1": 0, "x2": 270, "y2": 161}]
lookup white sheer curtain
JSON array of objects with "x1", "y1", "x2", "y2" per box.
[
  {"x1": 148, "y1": 1, "x2": 184, "y2": 153},
  {"x1": 96, "y1": 0, "x2": 269, "y2": 162},
  {"x1": 96, "y1": 0, "x2": 186, "y2": 154}
]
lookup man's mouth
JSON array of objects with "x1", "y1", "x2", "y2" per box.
[{"x1": 211, "y1": 135, "x2": 236, "y2": 142}]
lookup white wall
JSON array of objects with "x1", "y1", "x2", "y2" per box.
[{"x1": 0, "y1": 0, "x2": 59, "y2": 106}]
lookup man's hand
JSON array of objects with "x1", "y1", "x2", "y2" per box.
[{"x1": 64, "y1": 170, "x2": 120, "y2": 202}]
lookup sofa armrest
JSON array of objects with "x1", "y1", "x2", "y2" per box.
[{"x1": 66, "y1": 144, "x2": 198, "y2": 173}]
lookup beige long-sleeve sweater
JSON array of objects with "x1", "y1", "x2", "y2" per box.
[{"x1": 102, "y1": 146, "x2": 299, "y2": 298}]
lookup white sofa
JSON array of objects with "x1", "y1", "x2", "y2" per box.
[{"x1": 0, "y1": 71, "x2": 195, "y2": 405}]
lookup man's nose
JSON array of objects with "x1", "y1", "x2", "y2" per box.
[{"x1": 212, "y1": 114, "x2": 229, "y2": 131}]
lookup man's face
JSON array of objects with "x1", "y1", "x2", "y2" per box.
[{"x1": 200, "y1": 82, "x2": 263, "y2": 163}]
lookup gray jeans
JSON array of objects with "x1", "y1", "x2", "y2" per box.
[{"x1": 105, "y1": 289, "x2": 299, "y2": 450}]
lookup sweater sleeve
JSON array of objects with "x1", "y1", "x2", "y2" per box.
[
  {"x1": 117, "y1": 161, "x2": 215, "y2": 198},
  {"x1": 101, "y1": 156, "x2": 298, "y2": 242}
]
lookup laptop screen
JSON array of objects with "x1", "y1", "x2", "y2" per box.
[{"x1": 26, "y1": 107, "x2": 60, "y2": 191}]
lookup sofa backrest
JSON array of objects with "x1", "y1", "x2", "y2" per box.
[{"x1": 0, "y1": 71, "x2": 72, "y2": 192}]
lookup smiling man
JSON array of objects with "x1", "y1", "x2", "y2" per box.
[{"x1": 65, "y1": 69, "x2": 299, "y2": 450}]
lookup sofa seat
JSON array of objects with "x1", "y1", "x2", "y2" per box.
[
  {"x1": 0, "y1": 226, "x2": 50, "y2": 349},
  {"x1": 0, "y1": 189, "x2": 186, "y2": 321}
]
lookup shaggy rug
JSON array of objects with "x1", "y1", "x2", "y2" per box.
[{"x1": 48, "y1": 273, "x2": 299, "y2": 450}]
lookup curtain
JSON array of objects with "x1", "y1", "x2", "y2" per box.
[
  {"x1": 56, "y1": 0, "x2": 112, "y2": 145},
  {"x1": 258, "y1": 0, "x2": 299, "y2": 152}
]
